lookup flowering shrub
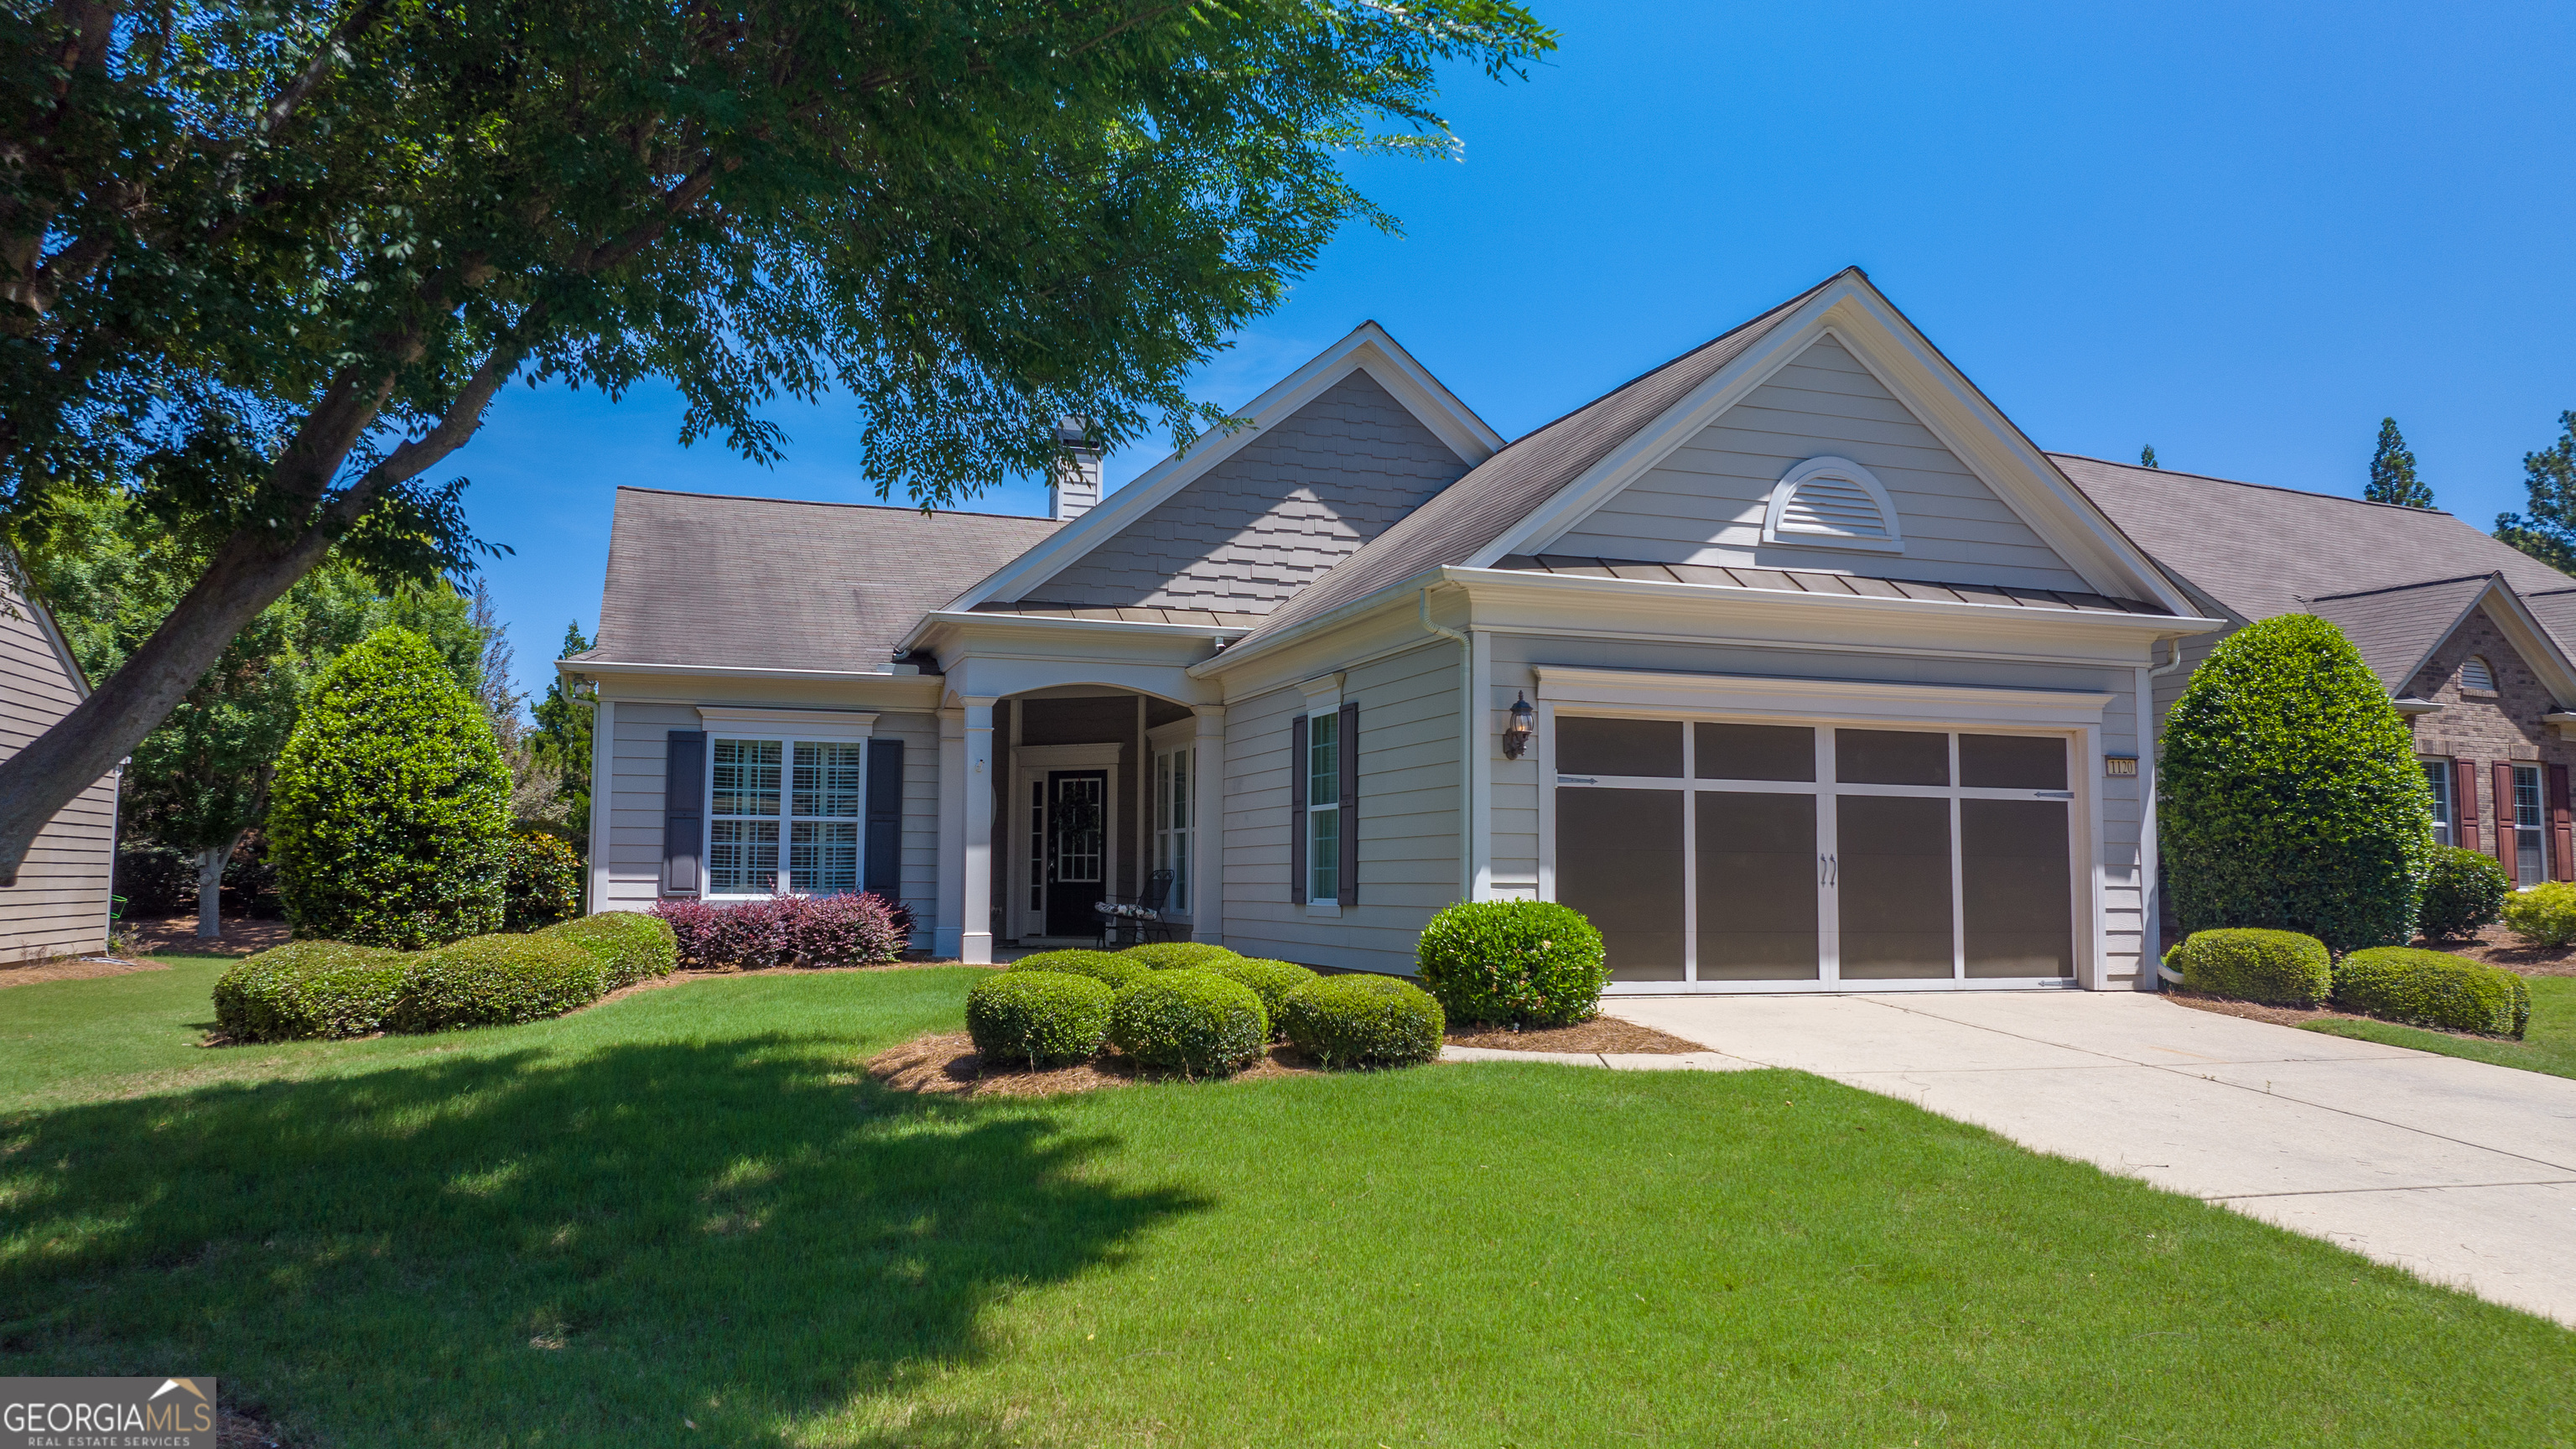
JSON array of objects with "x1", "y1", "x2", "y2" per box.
[
  {"x1": 788, "y1": 891, "x2": 910, "y2": 966},
  {"x1": 1415, "y1": 899, "x2": 1607, "y2": 1026},
  {"x1": 651, "y1": 898, "x2": 721, "y2": 966}
]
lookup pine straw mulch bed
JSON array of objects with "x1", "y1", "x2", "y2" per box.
[
  {"x1": 1442, "y1": 1017, "x2": 1708, "y2": 1053},
  {"x1": 2420, "y1": 924, "x2": 2576, "y2": 976},
  {"x1": 122, "y1": 912, "x2": 292, "y2": 958},
  {"x1": 866, "y1": 1031, "x2": 1320, "y2": 1098},
  {"x1": 0, "y1": 953, "x2": 175, "y2": 989}
]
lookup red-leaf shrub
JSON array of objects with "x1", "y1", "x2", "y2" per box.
[
  {"x1": 650, "y1": 898, "x2": 721, "y2": 967},
  {"x1": 791, "y1": 891, "x2": 910, "y2": 967},
  {"x1": 704, "y1": 896, "x2": 791, "y2": 969}
]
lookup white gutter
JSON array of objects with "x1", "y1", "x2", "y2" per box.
[
  {"x1": 558, "y1": 657, "x2": 927, "y2": 683},
  {"x1": 2146, "y1": 636, "x2": 2189, "y2": 988}
]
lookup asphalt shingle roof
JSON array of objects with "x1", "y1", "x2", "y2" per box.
[
  {"x1": 2300, "y1": 575, "x2": 2496, "y2": 693},
  {"x1": 589, "y1": 487, "x2": 1060, "y2": 673}
]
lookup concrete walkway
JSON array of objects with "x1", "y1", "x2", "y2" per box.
[{"x1": 1456, "y1": 991, "x2": 2576, "y2": 1326}]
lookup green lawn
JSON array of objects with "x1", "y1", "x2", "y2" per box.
[
  {"x1": 3, "y1": 962, "x2": 2572, "y2": 1447},
  {"x1": 2303, "y1": 974, "x2": 2576, "y2": 1081}
]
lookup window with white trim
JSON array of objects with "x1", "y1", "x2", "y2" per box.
[
  {"x1": 709, "y1": 736, "x2": 863, "y2": 895},
  {"x1": 1306, "y1": 710, "x2": 1341, "y2": 905},
  {"x1": 2423, "y1": 761, "x2": 2454, "y2": 847},
  {"x1": 1153, "y1": 744, "x2": 1193, "y2": 914}
]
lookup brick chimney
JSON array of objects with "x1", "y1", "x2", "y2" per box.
[{"x1": 1050, "y1": 418, "x2": 1103, "y2": 522}]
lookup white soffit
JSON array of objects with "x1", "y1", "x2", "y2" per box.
[
  {"x1": 946, "y1": 323, "x2": 1502, "y2": 612},
  {"x1": 1487, "y1": 275, "x2": 2194, "y2": 615}
]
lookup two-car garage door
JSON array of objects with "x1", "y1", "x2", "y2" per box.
[{"x1": 1551, "y1": 714, "x2": 2080, "y2": 990}]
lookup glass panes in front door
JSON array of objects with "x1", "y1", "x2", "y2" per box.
[{"x1": 1553, "y1": 717, "x2": 2077, "y2": 988}]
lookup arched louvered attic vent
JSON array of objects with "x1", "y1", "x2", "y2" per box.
[
  {"x1": 1762, "y1": 457, "x2": 1904, "y2": 554},
  {"x1": 2462, "y1": 655, "x2": 2496, "y2": 692}
]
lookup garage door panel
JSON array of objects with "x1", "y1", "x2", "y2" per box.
[
  {"x1": 1558, "y1": 787, "x2": 1685, "y2": 982},
  {"x1": 1696, "y1": 791, "x2": 1819, "y2": 981}
]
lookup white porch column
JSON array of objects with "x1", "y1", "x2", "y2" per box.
[
  {"x1": 1190, "y1": 704, "x2": 1225, "y2": 946},
  {"x1": 960, "y1": 697, "x2": 998, "y2": 964},
  {"x1": 934, "y1": 705, "x2": 966, "y2": 958}
]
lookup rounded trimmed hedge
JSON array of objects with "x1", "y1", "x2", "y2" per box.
[
  {"x1": 2174, "y1": 928, "x2": 2333, "y2": 1007},
  {"x1": 2159, "y1": 614, "x2": 2434, "y2": 951},
  {"x1": 504, "y1": 831, "x2": 584, "y2": 932},
  {"x1": 1010, "y1": 949, "x2": 1152, "y2": 993},
  {"x1": 2418, "y1": 846, "x2": 2510, "y2": 943},
  {"x1": 967, "y1": 970, "x2": 1114, "y2": 1069},
  {"x1": 212, "y1": 941, "x2": 408, "y2": 1042},
  {"x1": 1108, "y1": 971, "x2": 1267, "y2": 1076},
  {"x1": 1279, "y1": 974, "x2": 1445, "y2": 1068},
  {"x1": 1415, "y1": 899, "x2": 1607, "y2": 1026},
  {"x1": 1121, "y1": 941, "x2": 1241, "y2": 972},
  {"x1": 268, "y1": 626, "x2": 512, "y2": 949},
  {"x1": 2503, "y1": 882, "x2": 2576, "y2": 948},
  {"x1": 2334, "y1": 947, "x2": 2530, "y2": 1039},
  {"x1": 387, "y1": 933, "x2": 610, "y2": 1033},
  {"x1": 538, "y1": 911, "x2": 678, "y2": 988},
  {"x1": 1200, "y1": 958, "x2": 1321, "y2": 1038}
]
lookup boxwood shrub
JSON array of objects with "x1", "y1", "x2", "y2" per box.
[
  {"x1": 387, "y1": 933, "x2": 610, "y2": 1033},
  {"x1": 212, "y1": 941, "x2": 408, "y2": 1042},
  {"x1": 967, "y1": 971, "x2": 1115, "y2": 1069},
  {"x1": 1107, "y1": 971, "x2": 1267, "y2": 1076},
  {"x1": 1279, "y1": 974, "x2": 1445, "y2": 1068},
  {"x1": 1010, "y1": 949, "x2": 1152, "y2": 993},
  {"x1": 2174, "y1": 927, "x2": 2333, "y2": 1006},
  {"x1": 267, "y1": 626, "x2": 512, "y2": 949},
  {"x1": 2502, "y1": 882, "x2": 2576, "y2": 948},
  {"x1": 1121, "y1": 941, "x2": 1241, "y2": 971},
  {"x1": 2417, "y1": 846, "x2": 2510, "y2": 943},
  {"x1": 2159, "y1": 614, "x2": 2434, "y2": 951},
  {"x1": 503, "y1": 831, "x2": 584, "y2": 932},
  {"x1": 538, "y1": 911, "x2": 678, "y2": 988},
  {"x1": 1415, "y1": 899, "x2": 1607, "y2": 1026},
  {"x1": 2334, "y1": 947, "x2": 2530, "y2": 1038},
  {"x1": 1199, "y1": 958, "x2": 1319, "y2": 1038}
]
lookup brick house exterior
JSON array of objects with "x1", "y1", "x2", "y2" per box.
[{"x1": 2405, "y1": 606, "x2": 2575, "y2": 883}]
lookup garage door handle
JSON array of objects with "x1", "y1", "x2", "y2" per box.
[{"x1": 1819, "y1": 854, "x2": 1837, "y2": 887}]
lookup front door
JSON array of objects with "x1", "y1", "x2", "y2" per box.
[
  {"x1": 1043, "y1": 770, "x2": 1109, "y2": 936},
  {"x1": 1554, "y1": 717, "x2": 2078, "y2": 990}
]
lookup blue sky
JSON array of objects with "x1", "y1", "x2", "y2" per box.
[{"x1": 449, "y1": 0, "x2": 2576, "y2": 700}]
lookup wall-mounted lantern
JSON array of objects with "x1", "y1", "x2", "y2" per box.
[{"x1": 1502, "y1": 693, "x2": 1535, "y2": 761}]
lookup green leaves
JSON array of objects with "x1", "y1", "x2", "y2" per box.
[
  {"x1": 2366, "y1": 417, "x2": 2433, "y2": 508},
  {"x1": 2159, "y1": 614, "x2": 2434, "y2": 950},
  {"x1": 267, "y1": 624, "x2": 512, "y2": 947},
  {"x1": 2497, "y1": 410, "x2": 2576, "y2": 574}
]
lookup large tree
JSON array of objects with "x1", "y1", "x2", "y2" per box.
[
  {"x1": 25, "y1": 492, "x2": 477, "y2": 937},
  {"x1": 2498, "y1": 412, "x2": 2576, "y2": 574},
  {"x1": 2365, "y1": 417, "x2": 2433, "y2": 508},
  {"x1": 0, "y1": 0, "x2": 1554, "y2": 882}
]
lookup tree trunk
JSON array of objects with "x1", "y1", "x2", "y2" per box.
[
  {"x1": 194, "y1": 844, "x2": 229, "y2": 941},
  {"x1": 0, "y1": 526, "x2": 336, "y2": 886}
]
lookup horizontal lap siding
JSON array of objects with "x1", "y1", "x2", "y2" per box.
[
  {"x1": 605, "y1": 703, "x2": 699, "y2": 910},
  {"x1": 0, "y1": 587, "x2": 114, "y2": 960},
  {"x1": 1223, "y1": 642, "x2": 1460, "y2": 973},
  {"x1": 1545, "y1": 336, "x2": 2092, "y2": 593},
  {"x1": 882, "y1": 709, "x2": 942, "y2": 944}
]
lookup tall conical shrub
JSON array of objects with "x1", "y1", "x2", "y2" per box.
[
  {"x1": 269, "y1": 626, "x2": 510, "y2": 948},
  {"x1": 2160, "y1": 614, "x2": 2434, "y2": 950}
]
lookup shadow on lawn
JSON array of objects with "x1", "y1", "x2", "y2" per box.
[{"x1": 0, "y1": 1035, "x2": 1203, "y2": 1447}]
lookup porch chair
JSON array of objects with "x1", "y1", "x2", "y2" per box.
[{"x1": 1093, "y1": 870, "x2": 1176, "y2": 949}]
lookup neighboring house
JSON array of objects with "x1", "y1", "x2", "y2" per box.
[
  {"x1": 565, "y1": 268, "x2": 2236, "y2": 995},
  {"x1": 0, "y1": 558, "x2": 122, "y2": 962},
  {"x1": 2062, "y1": 457, "x2": 2576, "y2": 901}
]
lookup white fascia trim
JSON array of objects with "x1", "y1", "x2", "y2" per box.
[
  {"x1": 1451, "y1": 566, "x2": 2220, "y2": 638},
  {"x1": 943, "y1": 323, "x2": 1503, "y2": 615},
  {"x1": 913, "y1": 610, "x2": 1251, "y2": 644},
  {"x1": 1482, "y1": 276, "x2": 2195, "y2": 615},
  {"x1": 1534, "y1": 664, "x2": 2116, "y2": 728},
  {"x1": 558, "y1": 657, "x2": 916, "y2": 683}
]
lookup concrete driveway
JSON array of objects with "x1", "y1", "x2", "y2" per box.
[{"x1": 1598, "y1": 991, "x2": 2576, "y2": 1327}]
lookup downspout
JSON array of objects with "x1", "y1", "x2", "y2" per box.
[
  {"x1": 1421, "y1": 589, "x2": 1475, "y2": 901},
  {"x1": 2145, "y1": 636, "x2": 2187, "y2": 987}
]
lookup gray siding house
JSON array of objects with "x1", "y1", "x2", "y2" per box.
[
  {"x1": 0, "y1": 558, "x2": 122, "y2": 962},
  {"x1": 567, "y1": 271, "x2": 2241, "y2": 992}
]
